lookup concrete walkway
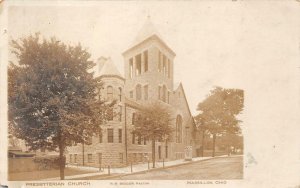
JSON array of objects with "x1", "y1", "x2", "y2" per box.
[{"x1": 42, "y1": 156, "x2": 227, "y2": 180}]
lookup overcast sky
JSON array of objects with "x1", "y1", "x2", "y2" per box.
[{"x1": 7, "y1": 1, "x2": 299, "y2": 117}]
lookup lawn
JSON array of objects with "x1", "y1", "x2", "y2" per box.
[{"x1": 8, "y1": 167, "x2": 97, "y2": 181}]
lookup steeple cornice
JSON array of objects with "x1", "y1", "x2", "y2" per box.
[{"x1": 122, "y1": 34, "x2": 176, "y2": 57}]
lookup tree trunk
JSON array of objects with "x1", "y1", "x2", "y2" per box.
[
  {"x1": 152, "y1": 139, "x2": 155, "y2": 168},
  {"x1": 58, "y1": 141, "x2": 65, "y2": 180},
  {"x1": 227, "y1": 145, "x2": 230, "y2": 156},
  {"x1": 201, "y1": 130, "x2": 205, "y2": 157},
  {"x1": 212, "y1": 133, "x2": 216, "y2": 157}
]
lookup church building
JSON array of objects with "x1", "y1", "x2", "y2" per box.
[{"x1": 66, "y1": 18, "x2": 198, "y2": 167}]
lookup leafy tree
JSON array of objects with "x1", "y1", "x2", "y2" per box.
[
  {"x1": 133, "y1": 102, "x2": 173, "y2": 168},
  {"x1": 194, "y1": 116, "x2": 210, "y2": 157},
  {"x1": 195, "y1": 87, "x2": 244, "y2": 157},
  {"x1": 8, "y1": 34, "x2": 112, "y2": 179},
  {"x1": 219, "y1": 133, "x2": 243, "y2": 155}
]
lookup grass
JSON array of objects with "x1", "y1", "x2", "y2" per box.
[{"x1": 8, "y1": 167, "x2": 96, "y2": 181}]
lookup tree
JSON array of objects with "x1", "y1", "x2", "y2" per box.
[
  {"x1": 8, "y1": 34, "x2": 112, "y2": 179},
  {"x1": 194, "y1": 116, "x2": 210, "y2": 157},
  {"x1": 195, "y1": 87, "x2": 244, "y2": 157},
  {"x1": 133, "y1": 102, "x2": 173, "y2": 168},
  {"x1": 219, "y1": 133, "x2": 244, "y2": 155}
]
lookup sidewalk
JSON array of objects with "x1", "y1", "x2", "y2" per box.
[{"x1": 42, "y1": 156, "x2": 227, "y2": 180}]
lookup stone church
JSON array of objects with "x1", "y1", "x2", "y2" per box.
[{"x1": 66, "y1": 18, "x2": 198, "y2": 167}]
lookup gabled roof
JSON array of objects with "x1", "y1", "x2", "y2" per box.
[
  {"x1": 132, "y1": 17, "x2": 163, "y2": 47},
  {"x1": 123, "y1": 17, "x2": 176, "y2": 56},
  {"x1": 175, "y1": 83, "x2": 196, "y2": 128},
  {"x1": 95, "y1": 57, "x2": 124, "y2": 81}
]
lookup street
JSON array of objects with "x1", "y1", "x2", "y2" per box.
[{"x1": 110, "y1": 156, "x2": 243, "y2": 180}]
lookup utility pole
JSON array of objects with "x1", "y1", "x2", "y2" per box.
[{"x1": 124, "y1": 104, "x2": 128, "y2": 165}]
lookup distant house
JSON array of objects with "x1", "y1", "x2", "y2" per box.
[{"x1": 8, "y1": 146, "x2": 35, "y2": 158}]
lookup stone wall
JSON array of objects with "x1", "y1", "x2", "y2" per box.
[{"x1": 66, "y1": 32, "x2": 195, "y2": 168}]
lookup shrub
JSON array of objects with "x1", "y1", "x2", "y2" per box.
[{"x1": 33, "y1": 155, "x2": 62, "y2": 170}]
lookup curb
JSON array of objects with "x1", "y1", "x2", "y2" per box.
[
  {"x1": 65, "y1": 155, "x2": 242, "y2": 180},
  {"x1": 103, "y1": 156, "x2": 228, "y2": 180}
]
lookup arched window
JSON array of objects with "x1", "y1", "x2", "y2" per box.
[
  {"x1": 136, "y1": 84, "x2": 142, "y2": 100},
  {"x1": 118, "y1": 87, "x2": 122, "y2": 102},
  {"x1": 107, "y1": 86, "x2": 113, "y2": 101},
  {"x1": 162, "y1": 85, "x2": 167, "y2": 102},
  {"x1": 144, "y1": 50, "x2": 148, "y2": 72},
  {"x1": 129, "y1": 58, "x2": 133, "y2": 79},
  {"x1": 163, "y1": 55, "x2": 166, "y2": 76},
  {"x1": 135, "y1": 54, "x2": 142, "y2": 76},
  {"x1": 176, "y1": 115, "x2": 183, "y2": 143},
  {"x1": 158, "y1": 51, "x2": 162, "y2": 72}
]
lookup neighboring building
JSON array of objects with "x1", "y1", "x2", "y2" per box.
[
  {"x1": 8, "y1": 146, "x2": 35, "y2": 158},
  {"x1": 66, "y1": 18, "x2": 199, "y2": 167}
]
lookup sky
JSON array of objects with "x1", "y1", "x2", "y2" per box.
[
  {"x1": 6, "y1": 1, "x2": 300, "y2": 115},
  {"x1": 6, "y1": 1, "x2": 261, "y2": 115},
  {"x1": 3, "y1": 1, "x2": 300, "y2": 186}
]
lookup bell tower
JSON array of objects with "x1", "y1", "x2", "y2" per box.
[{"x1": 123, "y1": 18, "x2": 176, "y2": 104}]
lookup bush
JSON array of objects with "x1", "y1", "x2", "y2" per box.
[{"x1": 33, "y1": 155, "x2": 62, "y2": 170}]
